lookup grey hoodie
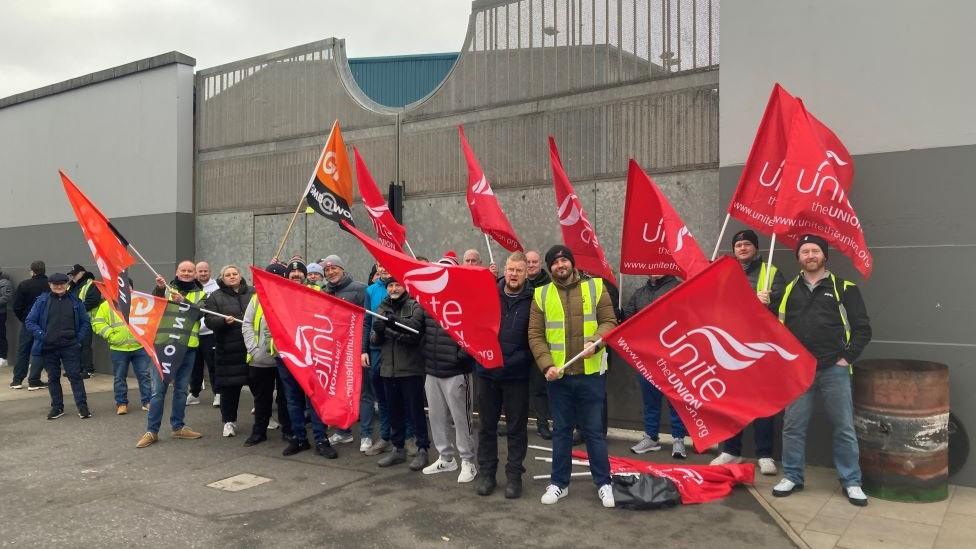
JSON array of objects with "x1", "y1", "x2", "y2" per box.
[{"x1": 242, "y1": 295, "x2": 276, "y2": 368}]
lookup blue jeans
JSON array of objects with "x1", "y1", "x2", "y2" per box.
[
  {"x1": 637, "y1": 374, "x2": 687, "y2": 439},
  {"x1": 276, "y1": 358, "x2": 327, "y2": 444},
  {"x1": 147, "y1": 349, "x2": 195, "y2": 433},
  {"x1": 723, "y1": 416, "x2": 775, "y2": 458},
  {"x1": 782, "y1": 366, "x2": 861, "y2": 487},
  {"x1": 337, "y1": 362, "x2": 377, "y2": 439},
  {"x1": 547, "y1": 373, "x2": 611, "y2": 488},
  {"x1": 43, "y1": 344, "x2": 87, "y2": 410},
  {"x1": 111, "y1": 349, "x2": 152, "y2": 406},
  {"x1": 12, "y1": 326, "x2": 39, "y2": 383}
]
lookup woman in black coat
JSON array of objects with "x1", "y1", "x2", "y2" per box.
[{"x1": 203, "y1": 265, "x2": 253, "y2": 438}]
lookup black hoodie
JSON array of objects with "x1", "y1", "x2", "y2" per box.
[
  {"x1": 13, "y1": 274, "x2": 49, "y2": 322},
  {"x1": 478, "y1": 280, "x2": 534, "y2": 381}
]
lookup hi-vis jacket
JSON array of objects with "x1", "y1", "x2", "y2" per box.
[
  {"x1": 528, "y1": 271, "x2": 617, "y2": 376},
  {"x1": 777, "y1": 271, "x2": 872, "y2": 369},
  {"x1": 242, "y1": 294, "x2": 276, "y2": 368},
  {"x1": 152, "y1": 279, "x2": 205, "y2": 348},
  {"x1": 91, "y1": 300, "x2": 141, "y2": 351}
]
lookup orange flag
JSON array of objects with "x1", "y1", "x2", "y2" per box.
[{"x1": 305, "y1": 120, "x2": 355, "y2": 227}]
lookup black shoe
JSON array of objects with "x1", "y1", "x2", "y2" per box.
[
  {"x1": 497, "y1": 423, "x2": 507, "y2": 437},
  {"x1": 82, "y1": 371, "x2": 94, "y2": 380},
  {"x1": 244, "y1": 433, "x2": 267, "y2": 447},
  {"x1": 572, "y1": 430, "x2": 584, "y2": 446},
  {"x1": 537, "y1": 421, "x2": 552, "y2": 440},
  {"x1": 78, "y1": 405, "x2": 92, "y2": 419},
  {"x1": 504, "y1": 476, "x2": 522, "y2": 499},
  {"x1": 47, "y1": 407, "x2": 65, "y2": 420},
  {"x1": 281, "y1": 430, "x2": 296, "y2": 443},
  {"x1": 378, "y1": 448, "x2": 407, "y2": 467},
  {"x1": 27, "y1": 380, "x2": 49, "y2": 391},
  {"x1": 477, "y1": 475, "x2": 497, "y2": 496},
  {"x1": 10, "y1": 380, "x2": 24, "y2": 389},
  {"x1": 282, "y1": 439, "x2": 311, "y2": 456},
  {"x1": 316, "y1": 440, "x2": 338, "y2": 459}
]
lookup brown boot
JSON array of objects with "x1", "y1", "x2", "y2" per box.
[
  {"x1": 136, "y1": 432, "x2": 159, "y2": 448},
  {"x1": 116, "y1": 404, "x2": 128, "y2": 415},
  {"x1": 172, "y1": 426, "x2": 202, "y2": 439}
]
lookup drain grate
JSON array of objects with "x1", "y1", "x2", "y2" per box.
[{"x1": 207, "y1": 473, "x2": 272, "y2": 492}]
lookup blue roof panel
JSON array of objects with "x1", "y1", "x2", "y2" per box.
[{"x1": 348, "y1": 52, "x2": 459, "y2": 108}]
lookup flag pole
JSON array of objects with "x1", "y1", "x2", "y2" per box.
[
  {"x1": 126, "y1": 241, "x2": 166, "y2": 282},
  {"x1": 272, "y1": 184, "x2": 312, "y2": 262},
  {"x1": 132, "y1": 289, "x2": 243, "y2": 324},
  {"x1": 483, "y1": 233, "x2": 496, "y2": 265},
  {"x1": 403, "y1": 240, "x2": 418, "y2": 259},
  {"x1": 765, "y1": 233, "x2": 777, "y2": 292},
  {"x1": 363, "y1": 308, "x2": 420, "y2": 335},
  {"x1": 557, "y1": 338, "x2": 603, "y2": 372},
  {"x1": 711, "y1": 213, "x2": 731, "y2": 261}
]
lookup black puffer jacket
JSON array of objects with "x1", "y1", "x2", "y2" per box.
[
  {"x1": 204, "y1": 280, "x2": 254, "y2": 388},
  {"x1": 372, "y1": 294, "x2": 424, "y2": 378},
  {"x1": 325, "y1": 273, "x2": 367, "y2": 307},
  {"x1": 621, "y1": 276, "x2": 681, "y2": 320},
  {"x1": 478, "y1": 280, "x2": 534, "y2": 381},
  {"x1": 13, "y1": 274, "x2": 48, "y2": 321},
  {"x1": 421, "y1": 311, "x2": 473, "y2": 378}
]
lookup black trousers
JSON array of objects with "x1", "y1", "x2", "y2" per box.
[
  {"x1": 219, "y1": 384, "x2": 244, "y2": 423},
  {"x1": 528, "y1": 365, "x2": 550, "y2": 424},
  {"x1": 189, "y1": 334, "x2": 216, "y2": 397},
  {"x1": 79, "y1": 330, "x2": 94, "y2": 374},
  {"x1": 0, "y1": 311, "x2": 8, "y2": 359},
  {"x1": 383, "y1": 375, "x2": 429, "y2": 450},
  {"x1": 477, "y1": 377, "x2": 529, "y2": 477},
  {"x1": 248, "y1": 366, "x2": 277, "y2": 436}
]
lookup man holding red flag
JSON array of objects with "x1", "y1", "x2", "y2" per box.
[
  {"x1": 772, "y1": 235, "x2": 872, "y2": 506},
  {"x1": 711, "y1": 229, "x2": 786, "y2": 475},
  {"x1": 528, "y1": 245, "x2": 617, "y2": 508}
]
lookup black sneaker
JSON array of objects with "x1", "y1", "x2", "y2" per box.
[
  {"x1": 571, "y1": 429, "x2": 584, "y2": 446},
  {"x1": 78, "y1": 405, "x2": 92, "y2": 419},
  {"x1": 47, "y1": 407, "x2": 65, "y2": 420},
  {"x1": 282, "y1": 439, "x2": 311, "y2": 456},
  {"x1": 505, "y1": 475, "x2": 522, "y2": 499},
  {"x1": 10, "y1": 380, "x2": 24, "y2": 390},
  {"x1": 537, "y1": 421, "x2": 553, "y2": 440},
  {"x1": 82, "y1": 371, "x2": 95, "y2": 379},
  {"x1": 316, "y1": 440, "x2": 338, "y2": 459},
  {"x1": 477, "y1": 475, "x2": 497, "y2": 496},
  {"x1": 27, "y1": 380, "x2": 49, "y2": 392},
  {"x1": 244, "y1": 433, "x2": 267, "y2": 447}
]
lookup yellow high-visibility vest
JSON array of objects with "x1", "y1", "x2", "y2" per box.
[{"x1": 533, "y1": 277, "x2": 606, "y2": 375}]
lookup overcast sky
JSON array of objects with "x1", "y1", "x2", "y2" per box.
[{"x1": 0, "y1": 0, "x2": 473, "y2": 98}]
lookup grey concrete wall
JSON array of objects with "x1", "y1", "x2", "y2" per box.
[{"x1": 720, "y1": 144, "x2": 976, "y2": 486}]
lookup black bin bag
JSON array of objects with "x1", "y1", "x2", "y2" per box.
[{"x1": 611, "y1": 473, "x2": 681, "y2": 510}]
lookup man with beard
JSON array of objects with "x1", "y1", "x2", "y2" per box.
[
  {"x1": 476, "y1": 252, "x2": 533, "y2": 499},
  {"x1": 372, "y1": 276, "x2": 428, "y2": 470},
  {"x1": 622, "y1": 274, "x2": 689, "y2": 459},
  {"x1": 318, "y1": 255, "x2": 373, "y2": 451},
  {"x1": 772, "y1": 235, "x2": 872, "y2": 507},
  {"x1": 137, "y1": 261, "x2": 206, "y2": 448},
  {"x1": 528, "y1": 245, "x2": 617, "y2": 508},
  {"x1": 524, "y1": 250, "x2": 552, "y2": 440},
  {"x1": 711, "y1": 229, "x2": 786, "y2": 474}
]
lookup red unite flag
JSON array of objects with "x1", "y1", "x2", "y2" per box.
[
  {"x1": 343, "y1": 221, "x2": 504, "y2": 369},
  {"x1": 354, "y1": 147, "x2": 407, "y2": 252},
  {"x1": 458, "y1": 126, "x2": 524, "y2": 252},
  {"x1": 604, "y1": 257, "x2": 816, "y2": 450},
  {"x1": 251, "y1": 268, "x2": 364, "y2": 429},
  {"x1": 772, "y1": 102, "x2": 873, "y2": 278},
  {"x1": 620, "y1": 160, "x2": 710, "y2": 278},
  {"x1": 60, "y1": 170, "x2": 135, "y2": 320},
  {"x1": 548, "y1": 137, "x2": 617, "y2": 286}
]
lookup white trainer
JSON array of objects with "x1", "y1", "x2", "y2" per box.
[
  {"x1": 540, "y1": 484, "x2": 568, "y2": 505},
  {"x1": 710, "y1": 452, "x2": 743, "y2": 466},
  {"x1": 630, "y1": 434, "x2": 662, "y2": 454},
  {"x1": 845, "y1": 485, "x2": 868, "y2": 506},
  {"x1": 772, "y1": 478, "x2": 802, "y2": 497},
  {"x1": 222, "y1": 422, "x2": 237, "y2": 437},
  {"x1": 329, "y1": 432, "x2": 354, "y2": 445},
  {"x1": 598, "y1": 484, "x2": 615, "y2": 508},
  {"x1": 0, "y1": 358, "x2": 8, "y2": 368},
  {"x1": 422, "y1": 457, "x2": 459, "y2": 475},
  {"x1": 359, "y1": 437, "x2": 373, "y2": 453},
  {"x1": 758, "y1": 458, "x2": 778, "y2": 475},
  {"x1": 185, "y1": 394, "x2": 200, "y2": 406},
  {"x1": 457, "y1": 460, "x2": 477, "y2": 483},
  {"x1": 268, "y1": 418, "x2": 280, "y2": 430},
  {"x1": 212, "y1": 394, "x2": 221, "y2": 407},
  {"x1": 672, "y1": 440, "x2": 687, "y2": 459}
]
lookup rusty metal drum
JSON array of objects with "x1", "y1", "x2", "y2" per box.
[{"x1": 853, "y1": 359, "x2": 949, "y2": 502}]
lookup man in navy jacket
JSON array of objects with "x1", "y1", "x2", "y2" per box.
[{"x1": 25, "y1": 272, "x2": 91, "y2": 420}]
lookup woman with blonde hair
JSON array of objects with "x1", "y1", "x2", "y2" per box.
[{"x1": 203, "y1": 265, "x2": 253, "y2": 437}]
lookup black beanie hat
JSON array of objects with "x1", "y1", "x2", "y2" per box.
[
  {"x1": 545, "y1": 245, "x2": 576, "y2": 271},
  {"x1": 796, "y1": 234, "x2": 828, "y2": 259},
  {"x1": 731, "y1": 229, "x2": 759, "y2": 249},
  {"x1": 287, "y1": 259, "x2": 307, "y2": 276},
  {"x1": 266, "y1": 262, "x2": 288, "y2": 278}
]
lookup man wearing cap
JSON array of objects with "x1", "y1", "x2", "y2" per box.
[
  {"x1": 528, "y1": 245, "x2": 617, "y2": 507},
  {"x1": 24, "y1": 272, "x2": 91, "y2": 419},
  {"x1": 711, "y1": 229, "x2": 786, "y2": 474},
  {"x1": 319, "y1": 255, "x2": 372, "y2": 450},
  {"x1": 622, "y1": 274, "x2": 689, "y2": 459},
  {"x1": 67, "y1": 264, "x2": 102, "y2": 379},
  {"x1": 772, "y1": 235, "x2": 872, "y2": 507},
  {"x1": 137, "y1": 260, "x2": 206, "y2": 448},
  {"x1": 188, "y1": 261, "x2": 220, "y2": 407}
]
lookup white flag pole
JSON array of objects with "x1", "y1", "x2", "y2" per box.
[
  {"x1": 403, "y1": 240, "x2": 418, "y2": 259},
  {"x1": 765, "y1": 233, "x2": 777, "y2": 292},
  {"x1": 711, "y1": 213, "x2": 731, "y2": 261},
  {"x1": 483, "y1": 233, "x2": 496, "y2": 265}
]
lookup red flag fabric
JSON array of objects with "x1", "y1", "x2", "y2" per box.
[
  {"x1": 620, "y1": 160, "x2": 710, "y2": 278},
  {"x1": 94, "y1": 282, "x2": 201, "y2": 382},
  {"x1": 251, "y1": 268, "x2": 363, "y2": 429},
  {"x1": 458, "y1": 126, "x2": 524, "y2": 252},
  {"x1": 354, "y1": 147, "x2": 406, "y2": 252},
  {"x1": 772, "y1": 102, "x2": 873, "y2": 278},
  {"x1": 342, "y1": 221, "x2": 504, "y2": 369},
  {"x1": 548, "y1": 137, "x2": 618, "y2": 286},
  {"x1": 306, "y1": 120, "x2": 356, "y2": 227},
  {"x1": 604, "y1": 257, "x2": 816, "y2": 450},
  {"x1": 573, "y1": 451, "x2": 755, "y2": 504},
  {"x1": 61, "y1": 170, "x2": 136, "y2": 320}
]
